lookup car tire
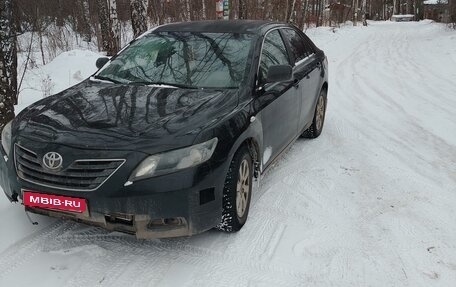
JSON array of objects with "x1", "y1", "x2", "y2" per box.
[
  {"x1": 301, "y1": 88, "x2": 327, "y2": 138},
  {"x1": 216, "y1": 146, "x2": 253, "y2": 232}
]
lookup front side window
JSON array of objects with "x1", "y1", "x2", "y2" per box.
[
  {"x1": 97, "y1": 32, "x2": 254, "y2": 89},
  {"x1": 259, "y1": 30, "x2": 290, "y2": 83}
]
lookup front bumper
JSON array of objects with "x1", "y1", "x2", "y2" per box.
[{"x1": 0, "y1": 142, "x2": 228, "y2": 239}]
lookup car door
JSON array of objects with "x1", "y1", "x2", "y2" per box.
[
  {"x1": 255, "y1": 29, "x2": 299, "y2": 167},
  {"x1": 281, "y1": 28, "x2": 322, "y2": 132}
]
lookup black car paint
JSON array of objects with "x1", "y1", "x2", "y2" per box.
[
  {"x1": 13, "y1": 82, "x2": 239, "y2": 154},
  {"x1": 0, "y1": 20, "x2": 328, "y2": 238}
]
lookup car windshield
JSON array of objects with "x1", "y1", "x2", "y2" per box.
[{"x1": 96, "y1": 32, "x2": 254, "y2": 89}]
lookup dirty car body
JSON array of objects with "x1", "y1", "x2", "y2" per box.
[{"x1": 0, "y1": 20, "x2": 328, "y2": 238}]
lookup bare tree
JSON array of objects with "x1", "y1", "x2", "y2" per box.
[
  {"x1": 299, "y1": 0, "x2": 308, "y2": 29},
  {"x1": 201, "y1": 0, "x2": 207, "y2": 19},
  {"x1": 362, "y1": 0, "x2": 368, "y2": 25},
  {"x1": 239, "y1": 0, "x2": 247, "y2": 19},
  {"x1": 185, "y1": 0, "x2": 192, "y2": 20},
  {"x1": 130, "y1": 0, "x2": 148, "y2": 38},
  {"x1": 0, "y1": 0, "x2": 16, "y2": 129},
  {"x1": 81, "y1": 0, "x2": 92, "y2": 42},
  {"x1": 97, "y1": 0, "x2": 110, "y2": 52},
  {"x1": 107, "y1": 0, "x2": 120, "y2": 56},
  {"x1": 289, "y1": 0, "x2": 297, "y2": 22},
  {"x1": 353, "y1": 0, "x2": 358, "y2": 25},
  {"x1": 450, "y1": 0, "x2": 456, "y2": 28},
  {"x1": 56, "y1": 0, "x2": 64, "y2": 27}
]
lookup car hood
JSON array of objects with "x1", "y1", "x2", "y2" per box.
[{"x1": 14, "y1": 80, "x2": 239, "y2": 153}]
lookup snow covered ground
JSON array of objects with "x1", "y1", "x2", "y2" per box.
[{"x1": 1, "y1": 21, "x2": 456, "y2": 286}]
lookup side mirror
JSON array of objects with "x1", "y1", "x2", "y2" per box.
[
  {"x1": 96, "y1": 57, "x2": 110, "y2": 69},
  {"x1": 265, "y1": 65, "x2": 292, "y2": 84}
]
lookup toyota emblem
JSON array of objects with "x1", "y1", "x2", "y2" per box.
[{"x1": 43, "y1": 152, "x2": 63, "y2": 170}]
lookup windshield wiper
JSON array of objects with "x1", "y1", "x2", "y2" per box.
[
  {"x1": 129, "y1": 81, "x2": 198, "y2": 89},
  {"x1": 92, "y1": 75, "x2": 123, "y2": 84}
]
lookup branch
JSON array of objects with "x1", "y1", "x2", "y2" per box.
[{"x1": 17, "y1": 30, "x2": 34, "y2": 97}]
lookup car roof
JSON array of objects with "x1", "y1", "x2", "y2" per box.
[{"x1": 153, "y1": 20, "x2": 288, "y2": 34}]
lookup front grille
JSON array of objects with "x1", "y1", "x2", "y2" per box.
[{"x1": 15, "y1": 144, "x2": 125, "y2": 191}]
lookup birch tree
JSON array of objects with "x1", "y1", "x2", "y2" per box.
[
  {"x1": 201, "y1": 0, "x2": 207, "y2": 19},
  {"x1": 97, "y1": 0, "x2": 110, "y2": 52},
  {"x1": 288, "y1": 0, "x2": 297, "y2": 23},
  {"x1": 353, "y1": 0, "x2": 358, "y2": 25},
  {"x1": 81, "y1": 0, "x2": 92, "y2": 42},
  {"x1": 0, "y1": 0, "x2": 16, "y2": 129},
  {"x1": 185, "y1": 0, "x2": 192, "y2": 21},
  {"x1": 107, "y1": 0, "x2": 120, "y2": 56},
  {"x1": 130, "y1": 0, "x2": 148, "y2": 38}
]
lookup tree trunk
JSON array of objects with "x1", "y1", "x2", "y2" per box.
[
  {"x1": 317, "y1": 0, "x2": 323, "y2": 27},
  {"x1": 239, "y1": 0, "x2": 246, "y2": 19},
  {"x1": 107, "y1": 0, "x2": 120, "y2": 56},
  {"x1": 353, "y1": 0, "x2": 358, "y2": 25},
  {"x1": 448, "y1": 0, "x2": 455, "y2": 26},
  {"x1": 185, "y1": 0, "x2": 191, "y2": 21},
  {"x1": 131, "y1": 0, "x2": 148, "y2": 38},
  {"x1": 301, "y1": 0, "x2": 308, "y2": 29},
  {"x1": 0, "y1": 0, "x2": 16, "y2": 129},
  {"x1": 229, "y1": 0, "x2": 238, "y2": 19},
  {"x1": 202, "y1": 0, "x2": 207, "y2": 19},
  {"x1": 38, "y1": 29, "x2": 45, "y2": 65},
  {"x1": 289, "y1": 0, "x2": 297, "y2": 23},
  {"x1": 264, "y1": 0, "x2": 272, "y2": 20},
  {"x1": 81, "y1": 0, "x2": 92, "y2": 42},
  {"x1": 97, "y1": 0, "x2": 110, "y2": 53},
  {"x1": 56, "y1": 0, "x2": 64, "y2": 27}
]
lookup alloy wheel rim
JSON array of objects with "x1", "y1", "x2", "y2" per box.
[
  {"x1": 236, "y1": 159, "x2": 250, "y2": 218},
  {"x1": 316, "y1": 96, "x2": 325, "y2": 131}
]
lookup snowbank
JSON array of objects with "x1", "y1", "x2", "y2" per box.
[{"x1": 16, "y1": 49, "x2": 101, "y2": 113}]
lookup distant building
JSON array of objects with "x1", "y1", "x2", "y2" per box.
[
  {"x1": 423, "y1": 0, "x2": 450, "y2": 22},
  {"x1": 391, "y1": 14, "x2": 415, "y2": 21}
]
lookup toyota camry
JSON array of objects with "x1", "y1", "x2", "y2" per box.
[{"x1": 0, "y1": 20, "x2": 328, "y2": 238}]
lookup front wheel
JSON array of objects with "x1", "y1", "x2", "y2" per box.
[
  {"x1": 302, "y1": 88, "x2": 327, "y2": 138},
  {"x1": 216, "y1": 147, "x2": 253, "y2": 232}
]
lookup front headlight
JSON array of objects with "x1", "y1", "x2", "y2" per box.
[
  {"x1": 129, "y1": 138, "x2": 218, "y2": 182},
  {"x1": 1, "y1": 121, "x2": 12, "y2": 157}
]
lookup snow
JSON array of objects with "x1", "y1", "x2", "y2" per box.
[
  {"x1": 392, "y1": 14, "x2": 415, "y2": 17},
  {"x1": 423, "y1": 0, "x2": 448, "y2": 4},
  {"x1": 1, "y1": 20, "x2": 456, "y2": 286},
  {"x1": 16, "y1": 49, "x2": 101, "y2": 114},
  {"x1": 263, "y1": 146, "x2": 273, "y2": 165}
]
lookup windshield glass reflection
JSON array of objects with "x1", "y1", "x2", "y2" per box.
[{"x1": 97, "y1": 32, "x2": 254, "y2": 89}]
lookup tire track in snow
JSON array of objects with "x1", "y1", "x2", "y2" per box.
[
  {"x1": 352, "y1": 25, "x2": 456, "y2": 181},
  {"x1": 327, "y1": 24, "x2": 454, "y2": 189},
  {"x1": 41, "y1": 227, "x2": 309, "y2": 286},
  {"x1": 326, "y1": 24, "x2": 456, "y2": 285},
  {"x1": 0, "y1": 220, "x2": 73, "y2": 279}
]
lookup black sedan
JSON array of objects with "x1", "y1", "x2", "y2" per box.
[{"x1": 0, "y1": 20, "x2": 328, "y2": 238}]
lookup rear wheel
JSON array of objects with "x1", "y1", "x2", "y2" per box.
[
  {"x1": 302, "y1": 88, "x2": 327, "y2": 138},
  {"x1": 216, "y1": 147, "x2": 252, "y2": 232}
]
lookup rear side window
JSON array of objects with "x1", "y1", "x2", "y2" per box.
[
  {"x1": 281, "y1": 29, "x2": 314, "y2": 64},
  {"x1": 259, "y1": 30, "x2": 289, "y2": 83}
]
